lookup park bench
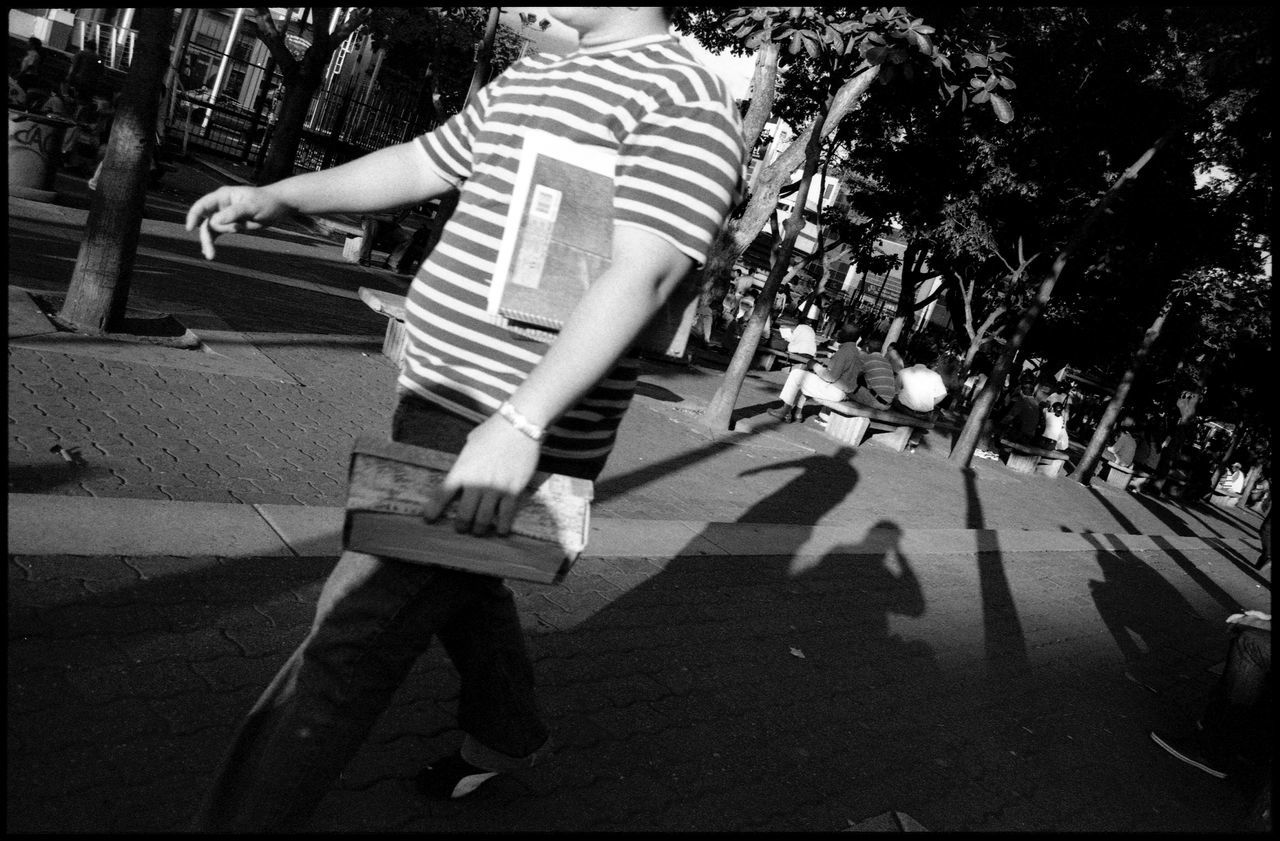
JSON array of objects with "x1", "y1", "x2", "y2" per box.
[
  {"x1": 756, "y1": 345, "x2": 814, "y2": 371},
  {"x1": 358, "y1": 287, "x2": 408, "y2": 365},
  {"x1": 807, "y1": 398, "x2": 935, "y2": 452},
  {"x1": 1209, "y1": 490, "x2": 1242, "y2": 509},
  {"x1": 998, "y1": 438, "x2": 1070, "y2": 477},
  {"x1": 1099, "y1": 459, "x2": 1137, "y2": 490}
]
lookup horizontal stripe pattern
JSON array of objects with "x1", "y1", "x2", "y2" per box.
[{"x1": 399, "y1": 33, "x2": 744, "y2": 468}]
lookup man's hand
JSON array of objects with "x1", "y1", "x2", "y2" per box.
[
  {"x1": 422, "y1": 413, "x2": 542, "y2": 536},
  {"x1": 185, "y1": 186, "x2": 291, "y2": 260}
]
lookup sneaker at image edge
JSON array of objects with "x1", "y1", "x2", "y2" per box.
[
  {"x1": 415, "y1": 751, "x2": 501, "y2": 800},
  {"x1": 1149, "y1": 729, "x2": 1229, "y2": 779}
]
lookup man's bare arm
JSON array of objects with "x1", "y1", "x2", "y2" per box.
[
  {"x1": 186, "y1": 142, "x2": 454, "y2": 259},
  {"x1": 426, "y1": 225, "x2": 693, "y2": 535}
]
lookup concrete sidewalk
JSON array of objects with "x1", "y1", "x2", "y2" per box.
[
  {"x1": 8, "y1": 492, "x2": 1264, "y2": 564},
  {"x1": 7, "y1": 159, "x2": 1272, "y2": 832}
]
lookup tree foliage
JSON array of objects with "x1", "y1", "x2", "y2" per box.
[
  {"x1": 363, "y1": 7, "x2": 524, "y2": 130},
  {"x1": 249, "y1": 7, "x2": 370, "y2": 184},
  {"x1": 680, "y1": 6, "x2": 1018, "y2": 431}
]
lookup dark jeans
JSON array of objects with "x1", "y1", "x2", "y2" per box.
[
  {"x1": 192, "y1": 393, "x2": 558, "y2": 831},
  {"x1": 1201, "y1": 625, "x2": 1271, "y2": 765}
]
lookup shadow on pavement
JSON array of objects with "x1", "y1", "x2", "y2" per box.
[
  {"x1": 963, "y1": 466, "x2": 1031, "y2": 681},
  {"x1": 1122, "y1": 489, "x2": 1207, "y2": 537},
  {"x1": 1090, "y1": 490, "x2": 1244, "y2": 612}
]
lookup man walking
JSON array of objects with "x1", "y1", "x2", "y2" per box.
[{"x1": 184, "y1": 6, "x2": 743, "y2": 830}]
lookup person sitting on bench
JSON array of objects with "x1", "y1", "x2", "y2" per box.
[
  {"x1": 768, "y1": 329, "x2": 898, "y2": 423},
  {"x1": 891, "y1": 347, "x2": 949, "y2": 419},
  {"x1": 768, "y1": 325, "x2": 860, "y2": 423},
  {"x1": 1103, "y1": 420, "x2": 1138, "y2": 468},
  {"x1": 357, "y1": 208, "x2": 413, "y2": 269}
]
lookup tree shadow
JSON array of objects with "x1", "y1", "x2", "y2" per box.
[
  {"x1": 1089, "y1": 489, "x2": 1246, "y2": 611},
  {"x1": 961, "y1": 467, "x2": 1031, "y2": 679},
  {"x1": 632, "y1": 382, "x2": 684, "y2": 403},
  {"x1": 1122, "y1": 490, "x2": 1205, "y2": 537},
  {"x1": 1084, "y1": 546, "x2": 1224, "y2": 693},
  {"x1": 1180, "y1": 498, "x2": 1261, "y2": 535},
  {"x1": 730, "y1": 400, "x2": 782, "y2": 427},
  {"x1": 7, "y1": 459, "x2": 99, "y2": 495}
]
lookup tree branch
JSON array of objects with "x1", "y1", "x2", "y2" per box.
[
  {"x1": 332, "y1": 7, "x2": 372, "y2": 42},
  {"x1": 250, "y1": 7, "x2": 298, "y2": 73},
  {"x1": 741, "y1": 39, "x2": 779, "y2": 151}
]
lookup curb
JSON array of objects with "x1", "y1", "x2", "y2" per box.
[{"x1": 7, "y1": 493, "x2": 1260, "y2": 562}]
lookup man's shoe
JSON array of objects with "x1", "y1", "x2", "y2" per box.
[
  {"x1": 1149, "y1": 729, "x2": 1229, "y2": 779},
  {"x1": 415, "y1": 751, "x2": 501, "y2": 799},
  {"x1": 767, "y1": 405, "x2": 794, "y2": 423}
]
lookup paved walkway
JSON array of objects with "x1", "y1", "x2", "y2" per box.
[{"x1": 7, "y1": 159, "x2": 1271, "y2": 832}]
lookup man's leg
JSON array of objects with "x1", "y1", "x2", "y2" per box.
[
  {"x1": 423, "y1": 578, "x2": 551, "y2": 794},
  {"x1": 192, "y1": 552, "x2": 487, "y2": 830},
  {"x1": 769, "y1": 366, "x2": 810, "y2": 421},
  {"x1": 1199, "y1": 626, "x2": 1271, "y2": 765},
  {"x1": 391, "y1": 392, "x2": 554, "y2": 797},
  {"x1": 357, "y1": 217, "x2": 378, "y2": 265},
  {"x1": 1150, "y1": 625, "x2": 1271, "y2": 778}
]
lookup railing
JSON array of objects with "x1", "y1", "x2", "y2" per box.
[
  {"x1": 168, "y1": 75, "x2": 426, "y2": 178},
  {"x1": 71, "y1": 20, "x2": 136, "y2": 72}
]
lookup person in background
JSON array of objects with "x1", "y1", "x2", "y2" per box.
[
  {"x1": 694, "y1": 294, "x2": 716, "y2": 348},
  {"x1": 932, "y1": 352, "x2": 964, "y2": 410},
  {"x1": 768, "y1": 324, "x2": 864, "y2": 423},
  {"x1": 1207, "y1": 462, "x2": 1247, "y2": 504},
  {"x1": 893, "y1": 348, "x2": 949, "y2": 417},
  {"x1": 1039, "y1": 399, "x2": 1069, "y2": 451},
  {"x1": 995, "y1": 373, "x2": 1041, "y2": 447},
  {"x1": 17, "y1": 37, "x2": 44, "y2": 91},
  {"x1": 729, "y1": 290, "x2": 756, "y2": 342},
  {"x1": 719, "y1": 283, "x2": 742, "y2": 338},
  {"x1": 40, "y1": 83, "x2": 73, "y2": 117},
  {"x1": 356, "y1": 207, "x2": 413, "y2": 269},
  {"x1": 847, "y1": 336, "x2": 901, "y2": 410},
  {"x1": 821, "y1": 295, "x2": 846, "y2": 339},
  {"x1": 1104, "y1": 419, "x2": 1139, "y2": 468},
  {"x1": 65, "y1": 41, "x2": 103, "y2": 103},
  {"x1": 773, "y1": 283, "x2": 790, "y2": 321}
]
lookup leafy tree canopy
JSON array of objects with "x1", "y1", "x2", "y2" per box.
[{"x1": 363, "y1": 7, "x2": 524, "y2": 122}]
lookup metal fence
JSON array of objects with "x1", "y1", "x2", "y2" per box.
[
  {"x1": 70, "y1": 19, "x2": 137, "y2": 72},
  {"x1": 167, "y1": 48, "x2": 424, "y2": 177}
]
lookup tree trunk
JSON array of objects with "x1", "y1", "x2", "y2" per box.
[
  {"x1": 251, "y1": 7, "x2": 370, "y2": 185},
  {"x1": 700, "y1": 62, "x2": 878, "y2": 323},
  {"x1": 257, "y1": 64, "x2": 324, "y2": 184},
  {"x1": 464, "y1": 7, "x2": 501, "y2": 106},
  {"x1": 1072, "y1": 296, "x2": 1172, "y2": 484},
  {"x1": 701, "y1": 97, "x2": 828, "y2": 431},
  {"x1": 882, "y1": 239, "x2": 931, "y2": 348},
  {"x1": 962, "y1": 306, "x2": 1003, "y2": 374},
  {"x1": 698, "y1": 39, "x2": 780, "y2": 310},
  {"x1": 949, "y1": 128, "x2": 1177, "y2": 466},
  {"x1": 56, "y1": 7, "x2": 174, "y2": 334},
  {"x1": 699, "y1": 64, "x2": 881, "y2": 432},
  {"x1": 415, "y1": 10, "x2": 501, "y2": 265}
]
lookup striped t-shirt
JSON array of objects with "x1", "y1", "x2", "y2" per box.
[{"x1": 400, "y1": 33, "x2": 744, "y2": 475}]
